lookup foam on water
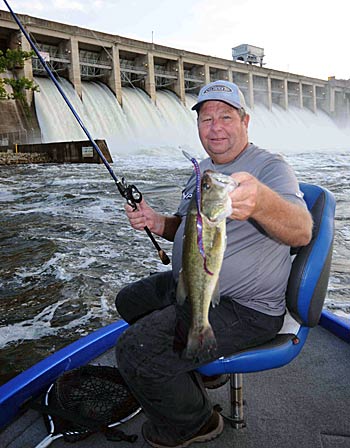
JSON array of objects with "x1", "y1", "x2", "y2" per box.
[
  {"x1": 0, "y1": 298, "x2": 104, "y2": 349},
  {"x1": 15, "y1": 252, "x2": 73, "y2": 282}
]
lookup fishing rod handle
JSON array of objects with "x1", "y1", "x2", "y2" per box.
[
  {"x1": 126, "y1": 195, "x2": 170, "y2": 265},
  {"x1": 144, "y1": 226, "x2": 170, "y2": 265}
]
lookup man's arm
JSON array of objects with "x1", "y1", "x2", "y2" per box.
[
  {"x1": 124, "y1": 199, "x2": 181, "y2": 242},
  {"x1": 230, "y1": 172, "x2": 313, "y2": 247}
]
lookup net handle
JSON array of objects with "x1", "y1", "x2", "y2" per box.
[{"x1": 34, "y1": 433, "x2": 63, "y2": 448}]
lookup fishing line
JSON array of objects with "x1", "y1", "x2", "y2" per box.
[{"x1": 3, "y1": 0, "x2": 170, "y2": 265}]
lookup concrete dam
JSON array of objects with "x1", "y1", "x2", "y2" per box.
[{"x1": 0, "y1": 8, "x2": 349, "y2": 154}]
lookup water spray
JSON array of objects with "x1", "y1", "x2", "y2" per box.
[{"x1": 3, "y1": 0, "x2": 170, "y2": 265}]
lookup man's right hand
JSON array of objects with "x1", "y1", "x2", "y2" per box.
[
  {"x1": 125, "y1": 199, "x2": 164, "y2": 236},
  {"x1": 124, "y1": 199, "x2": 181, "y2": 242}
]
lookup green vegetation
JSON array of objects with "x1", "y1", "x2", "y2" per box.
[{"x1": 0, "y1": 49, "x2": 39, "y2": 113}]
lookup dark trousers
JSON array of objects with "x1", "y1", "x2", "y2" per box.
[{"x1": 115, "y1": 271, "x2": 284, "y2": 444}]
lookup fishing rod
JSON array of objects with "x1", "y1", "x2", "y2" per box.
[{"x1": 3, "y1": 0, "x2": 170, "y2": 265}]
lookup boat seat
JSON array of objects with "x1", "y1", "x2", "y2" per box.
[{"x1": 197, "y1": 183, "x2": 336, "y2": 428}]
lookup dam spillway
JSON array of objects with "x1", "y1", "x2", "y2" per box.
[
  {"x1": 33, "y1": 77, "x2": 202, "y2": 156},
  {"x1": 0, "y1": 8, "x2": 349, "y2": 118},
  {"x1": 0, "y1": 8, "x2": 349, "y2": 154},
  {"x1": 34, "y1": 77, "x2": 350, "y2": 156}
]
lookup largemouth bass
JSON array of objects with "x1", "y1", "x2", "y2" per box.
[{"x1": 176, "y1": 170, "x2": 238, "y2": 361}]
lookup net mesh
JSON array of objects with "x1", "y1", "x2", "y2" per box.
[{"x1": 45, "y1": 365, "x2": 141, "y2": 441}]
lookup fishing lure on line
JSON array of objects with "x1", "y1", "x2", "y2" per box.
[{"x1": 182, "y1": 150, "x2": 213, "y2": 275}]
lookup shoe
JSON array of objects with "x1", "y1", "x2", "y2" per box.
[
  {"x1": 142, "y1": 410, "x2": 224, "y2": 448},
  {"x1": 201, "y1": 373, "x2": 229, "y2": 389}
]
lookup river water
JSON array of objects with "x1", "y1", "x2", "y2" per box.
[{"x1": 0, "y1": 148, "x2": 349, "y2": 385}]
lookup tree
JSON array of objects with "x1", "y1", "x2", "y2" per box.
[{"x1": 0, "y1": 48, "x2": 39, "y2": 113}]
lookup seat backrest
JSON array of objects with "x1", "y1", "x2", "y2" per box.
[{"x1": 286, "y1": 183, "x2": 336, "y2": 327}]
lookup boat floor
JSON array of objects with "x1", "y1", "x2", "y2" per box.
[{"x1": 1, "y1": 325, "x2": 350, "y2": 448}]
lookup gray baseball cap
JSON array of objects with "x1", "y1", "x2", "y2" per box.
[{"x1": 192, "y1": 80, "x2": 246, "y2": 111}]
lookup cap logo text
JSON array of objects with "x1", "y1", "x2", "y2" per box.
[{"x1": 203, "y1": 85, "x2": 232, "y2": 94}]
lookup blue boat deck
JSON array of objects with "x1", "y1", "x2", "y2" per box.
[{"x1": 1, "y1": 324, "x2": 350, "y2": 448}]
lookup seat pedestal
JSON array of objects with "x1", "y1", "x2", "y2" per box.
[{"x1": 230, "y1": 373, "x2": 245, "y2": 428}]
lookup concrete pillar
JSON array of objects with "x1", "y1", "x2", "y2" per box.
[
  {"x1": 8, "y1": 31, "x2": 34, "y2": 106},
  {"x1": 329, "y1": 87, "x2": 335, "y2": 113},
  {"x1": 227, "y1": 70, "x2": 233, "y2": 83},
  {"x1": 267, "y1": 76, "x2": 272, "y2": 110},
  {"x1": 174, "y1": 57, "x2": 186, "y2": 105},
  {"x1": 204, "y1": 64, "x2": 210, "y2": 85},
  {"x1": 223, "y1": 69, "x2": 230, "y2": 82},
  {"x1": 107, "y1": 45, "x2": 122, "y2": 105},
  {"x1": 18, "y1": 34, "x2": 34, "y2": 80},
  {"x1": 299, "y1": 81, "x2": 303, "y2": 108},
  {"x1": 19, "y1": 32, "x2": 34, "y2": 107},
  {"x1": 283, "y1": 79, "x2": 288, "y2": 110},
  {"x1": 67, "y1": 36, "x2": 82, "y2": 98},
  {"x1": 248, "y1": 72, "x2": 254, "y2": 109},
  {"x1": 312, "y1": 84, "x2": 317, "y2": 113},
  {"x1": 145, "y1": 52, "x2": 156, "y2": 103}
]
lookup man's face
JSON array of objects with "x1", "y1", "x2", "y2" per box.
[{"x1": 197, "y1": 101, "x2": 250, "y2": 164}]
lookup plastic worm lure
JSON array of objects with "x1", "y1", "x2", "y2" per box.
[{"x1": 182, "y1": 151, "x2": 213, "y2": 275}]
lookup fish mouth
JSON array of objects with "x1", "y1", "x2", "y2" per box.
[
  {"x1": 203, "y1": 207, "x2": 232, "y2": 226},
  {"x1": 207, "y1": 172, "x2": 239, "y2": 192},
  {"x1": 205, "y1": 217, "x2": 223, "y2": 226},
  {"x1": 211, "y1": 177, "x2": 238, "y2": 192}
]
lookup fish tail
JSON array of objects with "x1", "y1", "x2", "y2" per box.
[{"x1": 185, "y1": 325, "x2": 217, "y2": 362}]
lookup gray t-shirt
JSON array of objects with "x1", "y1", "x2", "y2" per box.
[{"x1": 172, "y1": 143, "x2": 307, "y2": 316}]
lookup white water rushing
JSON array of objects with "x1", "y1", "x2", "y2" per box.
[
  {"x1": 34, "y1": 77, "x2": 350, "y2": 157},
  {"x1": 34, "y1": 77, "x2": 202, "y2": 158}
]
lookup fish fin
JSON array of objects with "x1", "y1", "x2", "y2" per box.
[
  {"x1": 185, "y1": 325, "x2": 217, "y2": 362},
  {"x1": 211, "y1": 280, "x2": 220, "y2": 308},
  {"x1": 176, "y1": 270, "x2": 187, "y2": 305}
]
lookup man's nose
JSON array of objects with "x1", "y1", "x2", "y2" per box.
[{"x1": 209, "y1": 118, "x2": 222, "y2": 131}]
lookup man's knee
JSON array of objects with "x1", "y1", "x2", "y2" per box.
[
  {"x1": 115, "y1": 272, "x2": 175, "y2": 323},
  {"x1": 115, "y1": 329, "x2": 127, "y2": 365},
  {"x1": 115, "y1": 284, "x2": 128, "y2": 314},
  {"x1": 116, "y1": 323, "x2": 155, "y2": 379},
  {"x1": 116, "y1": 306, "x2": 179, "y2": 380}
]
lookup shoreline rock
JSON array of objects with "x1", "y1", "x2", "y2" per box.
[{"x1": 0, "y1": 152, "x2": 51, "y2": 165}]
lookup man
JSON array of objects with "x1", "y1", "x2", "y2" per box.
[{"x1": 115, "y1": 80, "x2": 313, "y2": 448}]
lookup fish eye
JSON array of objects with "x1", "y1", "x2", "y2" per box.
[{"x1": 202, "y1": 182, "x2": 211, "y2": 190}]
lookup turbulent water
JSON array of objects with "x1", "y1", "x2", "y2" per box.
[{"x1": 0, "y1": 149, "x2": 349, "y2": 385}]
